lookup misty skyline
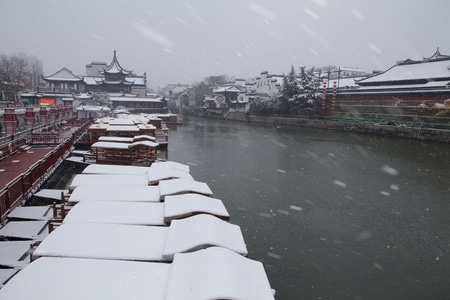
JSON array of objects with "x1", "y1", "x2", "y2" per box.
[{"x1": 1, "y1": 0, "x2": 449, "y2": 89}]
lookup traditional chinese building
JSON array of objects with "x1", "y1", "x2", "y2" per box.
[
  {"x1": 84, "y1": 51, "x2": 146, "y2": 97},
  {"x1": 37, "y1": 51, "x2": 167, "y2": 113},
  {"x1": 331, "y1": 48, "x2": 450, "y2": 121},
  {"x1": 42, "y1": 67, "x2": 84, "y2": 94}
]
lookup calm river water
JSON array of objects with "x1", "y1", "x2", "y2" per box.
[{"x1": 166, "y1": 116, "x2": 450, "y2": 300}]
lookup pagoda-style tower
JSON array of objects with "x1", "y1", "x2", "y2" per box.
[{"x1": 95, "y1": 51, "x2": 136, "y2": 93}]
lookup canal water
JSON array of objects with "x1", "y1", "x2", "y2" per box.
[
  {"x1": 166, "y1": 116, "x2": 450, "y2": 300},
  {"x1": 42, "y1": 116, "x2": 449, "y2": 299}
]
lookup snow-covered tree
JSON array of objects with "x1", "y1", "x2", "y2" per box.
[{"x1": 278, "y1": 66, "x2": 320, "y2": 115}]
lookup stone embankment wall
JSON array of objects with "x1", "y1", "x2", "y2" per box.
[{"x1": 225, "y1": 114, "x2": 450, "y2": 144}]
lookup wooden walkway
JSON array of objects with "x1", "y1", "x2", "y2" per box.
[{"x1": 0, "y1": 147, "x2": 55, "y2": 188}]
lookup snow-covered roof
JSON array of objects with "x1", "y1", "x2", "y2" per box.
[
  {"x1": 159, "y1": 179, "x2": 213, "y2": 200},
  {"x1": 214, "y1": 86, "x2": 242, "y2": 93},
  {"x1": 81, "y1": 164, "x2": 191, "y2": 183},
  {"x1": 6, "y1": 206, "x2": 52, "y2": 221},
  {"x1": 88, "y1": 123, "x2": 109, "y2": 130},
  {"x1": 130, "y1": 140, "x2": 159, "y2": 148},
  {"x1": 164, "y1": 193, "x2": 230, "y2": 223},
  {"x1": 62, "y1": 194, "x2": 229, "y2": 226},
  {"x1": 76, "y1": 105, "x2": 110, "y2": 112},
  {"x1": 0, "y1": 241, "x2": 32, "y2": 268},
  {"x1": 0, "y1": 248, "x2": 275, "y2": 300},
  {"x1": 43, "y1": 67, "x2": 83, "y2": 82},
  {"x1": 33, "y1": 189, "x2": 68, "y2": 201},
  {"x1": 98, "y1": 136, "x2": 135, "y2": 143},
  {"x1": 63, "y1": 201, "x2": 165, "y2": 226},
  {"x1": 91, "y1": 140, "x2": 159, "y2": 149},
  {"x1": 83, "y1": 76, "x2": 103, "y2": 85},
  {"x1": 0, "y1": 269, "x2": 18, "y2": 288},
  {"x1": 1, "y1": 257, "x2": 169, "y2": 299},
  {"x1": 109, "y1": 96, "x2": 162, "y2": 103},
  {"x1": 100, "y1": 51, "x2": 132, "y2": 75},
  {"x1": 32, "y1": 214, "x2": 247, "y2": 261},
  {"x1": 105, "y1": 125, "x2": 140, "y2": 132},
  {"x1": 73, "y1": 92, "x2": 92, "y2": 99},
  {"x1": 91, "y1": 141, "x2": 130, "y2": 150},
  {"x1": 82, "y1": 164, "x2": 148, "y2": 174},
  {"x1": 0, "y1": 221, "x2": 48, "y2": 240},
  {"x1": 147, "y1": 168, "x2": 193, "y2": 185},
  {"x1": 137, "y1": 123, "x2": 157, "y2": 130},
  {"x1": 134, "y1": 134, "x2": 156, "y2": 141},
  {"x1": 357, "y1": 56, "x2": 450, "y2": 85},
  {"x1": 82, "y1": 162, "x2": 190, "y2": 175},
  {"x1": 109, "y1": 118, "x2": 135, "y2": 125},
  {"x1": 69, "y1": 174, "x2": 149, "y2": 191},
  {"x1": 68, "y1": 186, "x2": 160, "y2": 203},
  {"x1": 151, "y1": 161, "x2": 190, "y2": 172},
  {"x1": 165, "y1": 247, "x2": 275, "y2": 300}
]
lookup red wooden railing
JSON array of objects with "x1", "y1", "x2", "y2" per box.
[{"x1": 0, "y1": 121, "x2": 91, "y2": 222}]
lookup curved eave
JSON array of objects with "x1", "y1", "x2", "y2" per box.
[
  {"x1": 43, "y1": 77, "x2": 84, "y2": 82},
  {"x1": 99, "y1": 69, "x2": 133, "y2": 76}
]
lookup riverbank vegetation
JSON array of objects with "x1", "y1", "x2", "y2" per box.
[{"x1": 250, "y1": 66, "x2": 322, "y2": 116}]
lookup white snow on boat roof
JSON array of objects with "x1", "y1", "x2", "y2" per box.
[
  {"x1": 33, "y1": 189, "x2": 68, "y2": 201},
  {"x1": 151, "y1": 161, "x2": 190, "y2": 172},
  {"x1": 137, "y1": 123, "x2": 157, "y2": 129},
  {"x1": 6, "y1": 206, "x2": 52, "y2": 221},
  {"x1": 68, "y1": 186, "x2": 160, "y2": 203},
  {"x1": 81, "y1": 164, "x2": 193, "y2": 184},
  {"x1": 63, "y1": 195, "x2": 229, "y2": 226},
  {"x1": 0, "y1": 248, "x2": 275, "y2": 300},
  {"x1": 91, "y1": 141, "x2": 130, "y2": 149},
  {"x1": 130, "y1": 140, "x2": 159, "y2": 148},
  {"x1": 161, "y1": 214, "x2": 247, "y2": 261},
  {"x1": 33, "y1": 222, "x2": 167, "y2": 261},
  {"x1": 91, "y1": 140, "x2": 159, "y2": 149},
  {"x1": 82, "y1": 164, "x2": 149, "y2": 175},
  {"x1": 147, "y1": 168, "x2": 194, "y2": 185},
  {"x1": 82, "y1": 161, "x2": 190, "y2": 175},
  {"x1": 98, "y1": 136, "x2": 134, "y2": 142},
  {"x1": 0, "y1": 269, "x2": 18, "y2": 288},
  {"x1": 108, "y1": 118, "x2": 135, "y2": 125},
  {"x1": 69, "y1": 174, "x2": 149, "y2": 191},
  {"x1": 105, "y1": 125, "x2": 139, "y2": 132},
  {"x1": 0, "y1": 241, "x2": 32, "y2": 268},
  {"x1": 89, "y1": 123, "x2": 108, "y2": 130},
  {"x1": 164, "y1": 193, "x2": 229, "y2": 223},
  {"x1": 0, "y1": 221, "x2": 48, "y2": 240},
  {"x1": 166, "y1": 247, "x2": 275, "y2": 300},
  {"x1": 63, "y1": 201, "x2": 165, "y2": 226},
  {"x1": 133, "y1": 134, "x2": 156, "y2": 141},
  {"x1": 97, "y1": 135, "x2": 156, "y2": 143},
  {"x1": 0, "y1": 257, "x2": 170, "y2": 300},
  {"x1": 32, "y1": 215, "x2": 247, "y2": 262},
  {"x1": 159, "y1": 179, "x2": 213, "y2": 200}
]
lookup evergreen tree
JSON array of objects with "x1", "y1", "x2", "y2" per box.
[
  {"x1": 278, "y1": 65, "x2": 300, "y2": 114},
  {"x1": 290, "y1": 67, "x2": 319, "y2": 114}
]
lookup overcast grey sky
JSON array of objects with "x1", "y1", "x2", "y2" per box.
[{"x1": 1, "y1": 0, "x2": 449, "y2": 89}]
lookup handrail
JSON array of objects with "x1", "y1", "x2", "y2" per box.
[{"x1": 0, "y1": 120, "x2": 92, "y2": 222}]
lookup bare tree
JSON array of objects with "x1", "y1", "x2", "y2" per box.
[{"x1": 0, "y1": 54, "x2": 28, "y2": 104}]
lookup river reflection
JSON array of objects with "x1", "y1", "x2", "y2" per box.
[{"x1": 168, "y1": 116, "x2": 450, "y2": 300}]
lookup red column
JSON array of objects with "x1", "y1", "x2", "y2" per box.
[
  {"x1": 321, "y1": 81, "x2": 327, "y2": 115},
  {"x1": 25, "y1": 107, "x2": 35, "y2": 129},
  {"x1": 50, "y1": 107, "x2": 57, "y2": 123},
  {"x1": 40, "y1": 107, "x2": 48, "y2": 125},
  {"x1": 58, "y1": 107, "x2": 64, "y2": 121},
  {"x1": 332, "y1": 81, "x2": 337, "y2": 113},
  {"x1": 3, "y1": 108, "x2": 16, "y2": 136}
]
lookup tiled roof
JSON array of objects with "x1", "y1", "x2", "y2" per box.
[
  {"x1": 357, "y1": 49, "x2": 450, "y2": 85},
  {"x1": 43, "y1": 67, "x2": 83, "y2": 82}
]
